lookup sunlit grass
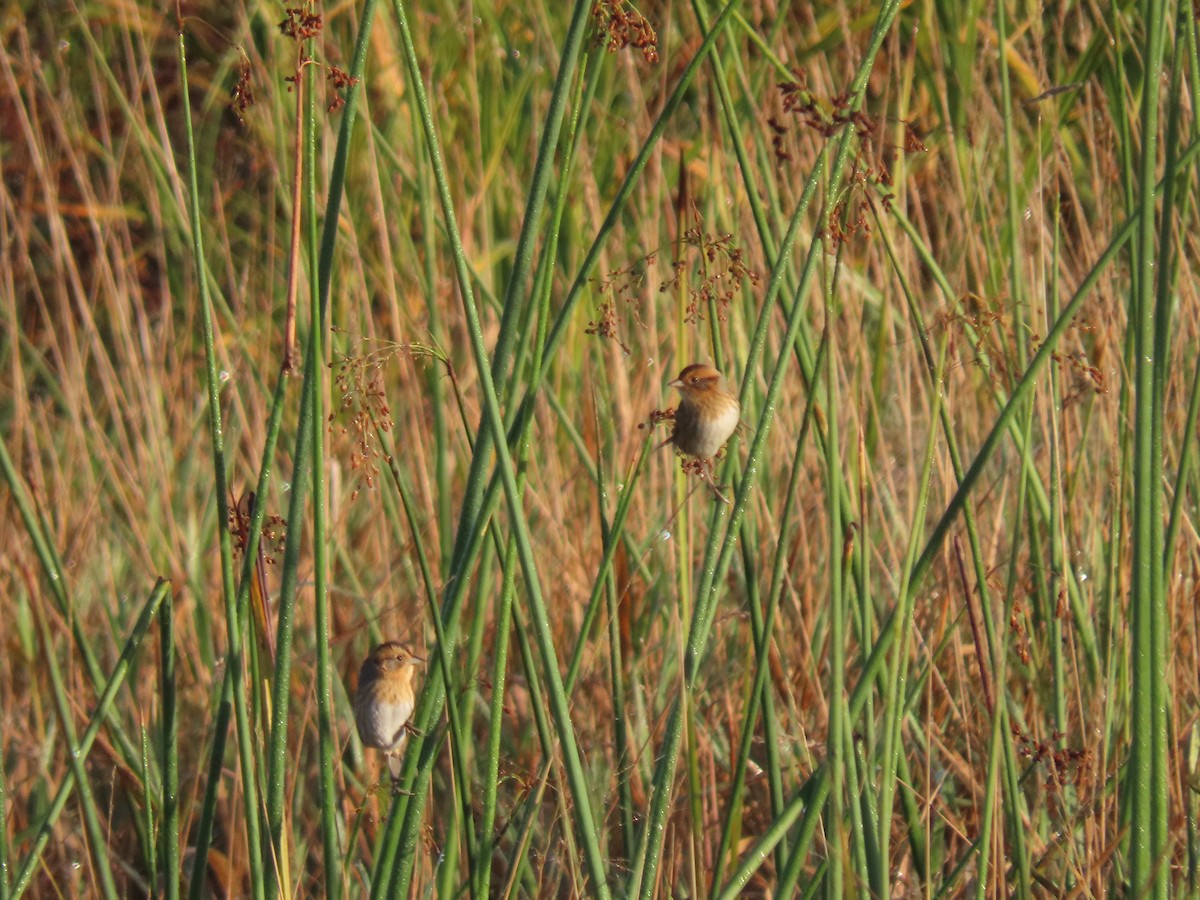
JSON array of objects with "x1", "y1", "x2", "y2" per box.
[{"x1": 2, "y1": 0, "x2": 1198, "y2": 896}]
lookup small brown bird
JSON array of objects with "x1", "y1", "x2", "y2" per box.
[
  {"x1": 666, "y1": 363, "x2": 740, "y2": 460},
  {"x1": 354, "y1": 641, "x2": 423, "y2": 783}
]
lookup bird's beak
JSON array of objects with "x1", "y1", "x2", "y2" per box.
[
  {"x1": 668, "y1": 377, "x2": 683, "y2": 388},
  {"x1": 410, "y1": 654, "x2": 425, "y2": 666}
]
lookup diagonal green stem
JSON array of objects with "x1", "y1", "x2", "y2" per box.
[{"x1": 9, "y1": 580, "x2": 171, "y2": 899}]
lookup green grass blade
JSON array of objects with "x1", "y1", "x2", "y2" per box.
[{"x1": 9, "y1": 579, "x2": 170, "y2": 899}]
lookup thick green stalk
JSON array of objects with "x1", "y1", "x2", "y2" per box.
[
  {"x1": 263, "y1": 61, "x2": 319, "y2": 896},
  {"x1": 375, "y1": 5, "x2": 750, "y2": 893},
  {"x1": 1127, "y1": 0, "x2": 1169, "y2": 894},
  {"x1": 473, "y1": 535, "x2": 519, "y2": 899},
  {"x1": 490, "y1": 0, "x2": 591, "y2": 392},
  {"x1": 600, "y1": 479, "x2": 637, "y2": 871},
  {"x1": 308, "y1": 63, "x2": 341, "y2": 900},
  {"x1": 175, "y1": 32, "x2": 265, "y2": 900},
  {"x1": 824, "y1": 271, "x2": 846, "y2": 898},
  {"x1": 30, "y1": 607, "x2": 119, "y2": 899},
  {"x1": 262, "y1": 0, "x2": 379, "y2": 881},
  {"x1": 386, "y1": 1, "x2": 610, "y2": 894},
  {"x1": 307, "y1": 0, "x2": 384, "y2": 885},
  {"x1": 160, "y1": 592, "x2": 179, "y2": 900}
]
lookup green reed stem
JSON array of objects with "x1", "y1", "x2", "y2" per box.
[
  {"x1": 308, "y1": 65, "x2": 341, "y2": 900},
  {"x1": 160, "y1": 591, "x2": 179, "y2": 900},
  {"x1": 175, "y1": 31, "x2": 266, "y2": 900},
  {"x1": 262, "y1": 0, "x2": 379, "y2": 883},
  {"x1": 376, "y1": 6, "x2": 750, "y2": 894},
  {"x1": 631, "y1": 3, "x2": 902, "y2": 892},
  {"x1": 473, "y1": 534, "x2": 519, "y2": 899},
  {"x1": 824, "y1": 282, "x2": 846, "y2": 898},
  {"x1": 1128, "y1": 0, "x2": 1169, "y2": 892},
  {"x1": 383, "y1": 1, "x2": 611, "y2": 895},
  {"x1": 710, "y1": 331, "x2": 827, "y2": 891},
  {"x1": 375, "y1": 417, "x2": 478, "y2": 874},
  {"x1": 490, "y1": 0, "x2": 592, "y2": 394},
  {"x1": 31, "y1": 606, "x2": 119, "y2": 899},
  {"x1": 9, "y1": 579, "x2": 170, "y2": 899}
]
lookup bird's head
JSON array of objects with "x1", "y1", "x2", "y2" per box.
[
  {"x1": 366, "y1": 641, "x2": 424, "y2": 673},
  {"x1": 669, "y1": 364, "x2": 725, "y2": 400}
]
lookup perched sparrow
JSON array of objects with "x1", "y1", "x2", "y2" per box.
[
  {"x1": 666, "y1": 363, "x2": 740, "y2": 460},
  {"x1": 354, "y1": 641, "x2": 423, "y2": 783}
]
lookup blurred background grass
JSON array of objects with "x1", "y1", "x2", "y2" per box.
[{"x1": 2, "y1": 0, "x2": 1199, "y2": 895}]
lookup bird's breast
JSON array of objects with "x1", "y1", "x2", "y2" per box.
[
  {"x1": 673, "y1": 396, "x2": 739, "y2": 458},
  {"x1": 355, "y1": 688, "x2": 414, "y2": 751}
]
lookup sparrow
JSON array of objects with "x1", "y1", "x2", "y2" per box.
[
  {"x1": 665, "y1": 363, "x2": 740, "y2": 460},
  {"x1": 661, "y1": 363, "x2": 740, "y2": 502},
  {"x1": 354, "y1": 641, "x2": 423, "y2": 784}
]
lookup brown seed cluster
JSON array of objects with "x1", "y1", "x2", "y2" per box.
[
  {"x1": 326, "y1": 66, "x2": 361, "y2": 112},
  {"x1": 329, "y1": 340, "x2": 401, "y2": 501},
  {"x1": 1013, "y1": 727, "x2": 1091, "y2": 796},
  {"x1": 1034, "y1": 327, "x2": 1108, "y2": 402},
  {"x1": 230, "y1": 58, "x2": 254, "y2": 125},
  {"x1": 584, "y1": 298, "x2": 631, "y2": 355},
  {"x1": 772, "y1": 73, "x2": 928, "y2": 249},
  {"x1": 279, "y1": 6, "x2": 323, "y2": 41},
  {"x1": 592, "y1": 0, "x2": 659, "y2": 64},
  {"x1": 228, "y1": 495, "x2": 288, "y2": 566},
  {"x1": 588, "y1": 253, "x2": 656, "y2": 352},
  {"x1": 660, "y1": 220, "x2": 759, "y2": 324},
  {"x1": 638, "y1": 406, "x2": 676, "y2": 433},
  {"x1": 587, "y1": 211, "x2": 759, "y2": 344}
]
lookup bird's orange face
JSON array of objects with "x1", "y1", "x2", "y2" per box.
[
  {"x1": 669, "y1": 363, "x2": 725, "y2": 399},
  {"x1": 366, "y1": 641, "x2": 423, "y2": 673}
]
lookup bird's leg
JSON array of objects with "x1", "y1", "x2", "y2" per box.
[
  {"x1": 700, "y1": 459, "x2": 731, "y2": 504},
  {"x1": 679, "y1": 456, "x2": 731, "y2": 504},
  {"x1": 404, "y1": 721, "x2": 425, "y2": 738},
  {"x1": 388, "y1": 779, "x2": 414, "y2": 797},
  {"x1": 387, "y1": 754, "x2": 414, "y2": 795}
]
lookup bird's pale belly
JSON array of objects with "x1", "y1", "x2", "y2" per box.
[{"x1": 355, "y1": 698, "x2": 413, "y2": 751}]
